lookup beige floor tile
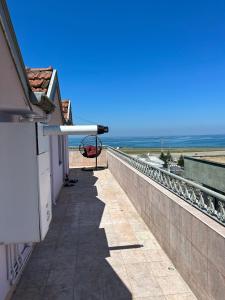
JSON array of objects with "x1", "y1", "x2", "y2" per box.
[
  {"x1": 105, "y1": 250, "x2": 124, "y2": 266},
  {"x1": 13, "y1": 168, "x2": 196, "y2": 300},
  {"x1": 113, "y1": 223, "x2": 137, "y2": 241},
  {"x1": 113, "y1": 222, "x2": 133, "y2": 230},
  {"x1": 134, "y1": 230, "x2": 156, "y2": 241},
  {"x1": 130, "y1": 220, "x2": 149, "y2": 232},
  {"x1": 165, "y1": 294, "x2": 197, "y2": 300},
  {"x1": 143, "y1": 249, "x2": 171, "y2": 263},
  {"x1": 125, "y1": 211, "x2": 140, "y2": 219},
  {"x1": 148, "y1": 261, "x2": 178, "y2": 277},
  {"x1": 125, "y1": 263, "x2": 163, "y2": 297},
  {"x1": 105, "y1": 233, "x2": 119, "y2": 246},
  {"x1": 102, "y1": 224, "x2": 115, "y2": 235},
  {"x1": 157, "y1": 275, "x2": 191, "y2": 295},
  {"x1": 134, "y1": 296, "x2": 166, "y2": 300},
  {"x1": 139, "y1": 238, "x2": 161, "y2": 250},
  {"x1": 112, "y1": 215, "x2": 128, "y2": 224},
  {"x1": 125, "y1": 262, "x2": 153, "y2": 278},
  {"x1": 110, "y1": 264, "x2": 132, "y2": 290},
  {"x1": 107, "y1": 239, "x2": 120, "y2": 247},
  {"x1": 121, "y1": 249, "x2": 147, "y2": 264}
]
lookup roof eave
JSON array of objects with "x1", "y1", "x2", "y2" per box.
[
  {"x1": 31, "y1": 92, "x2": 55, "y2": 114},
  {"x1": 0, "y1": 0, "x2": 32, "y2": 110},
  {"x1": 67, "y1": 100, "x2": 73, "y2": 125},
  {"x1": 47, "y1": 69, "x2": 57, "y2": 100}
]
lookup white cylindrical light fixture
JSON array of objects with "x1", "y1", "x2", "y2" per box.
[{"x1": 43, "y1": 125, "x2": 108, "y2": 136}]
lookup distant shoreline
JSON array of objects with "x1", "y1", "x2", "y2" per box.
[
  {"x1": 117, "y1": 147, "x2": 225, "y2": 155},
  {"x1": 69, "y1": 134, "x2": 225, "y2": 150},
  {"x1": 68, "y1": 146, "x2": 225, "y2": 155}
]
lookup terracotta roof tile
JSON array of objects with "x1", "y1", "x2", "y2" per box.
[{"x1": 26, "y1": 66, "x2": 53, "y2": 94}]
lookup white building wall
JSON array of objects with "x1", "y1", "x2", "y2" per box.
[
  {"x1": 50, "y1": 135, "x2": 64, "y2": 203},
  {"x1": 0, "y1": 6, "x2": 68, "y2": 299},
  {"x1": 63, "y1": 136, "x2": 69, "y2": 176},
  {"x1": 0, "y1": 121, "x2": 67, "y2": 299},
  {"x1": 0, "y1": 246, "x2": 9, "y2": 300},
  {"x1": 48, "y1": 89, "x2": 68, "y2": 204},
  {"x1": 0, "y1": 20, "x2": 31, "y2": 300}
]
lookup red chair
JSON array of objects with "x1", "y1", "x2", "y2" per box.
[
  {"x1": 83, "y1": 145, "x2": 101, "y2": 158},
  {"x1": 79, "y1": 135, "x2": 103, "y2": 170}
]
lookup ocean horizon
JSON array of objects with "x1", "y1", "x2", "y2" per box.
[{"x1": 68, "y1": 134, "x2": 225, "y2": 149}]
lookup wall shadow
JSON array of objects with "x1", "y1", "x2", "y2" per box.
[
  {"x1": 12, "y1": 167, "x2": 132, "y2": 300},
  {"x1": 68, "y1": 168, "x2": 132, "y2": 299}
]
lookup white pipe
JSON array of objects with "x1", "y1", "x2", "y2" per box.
[{"x1": 43, "y1": 125, "x2": 108, "y2": 136}]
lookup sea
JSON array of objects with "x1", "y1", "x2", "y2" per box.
[{"x1": 68, "y1": 134, "x2": 225, "y2": 149}]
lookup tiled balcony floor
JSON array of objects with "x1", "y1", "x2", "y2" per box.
[{"x1": 13, "y1": 168, "x2": 197, "y2": 300}]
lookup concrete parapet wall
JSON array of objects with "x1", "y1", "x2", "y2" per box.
[
  {"x1": 69, "y1": 149, "x2": 107, "y2": 168},
  {"x1": 107, "y1": 151, "x2": 225, "y2": 300}
]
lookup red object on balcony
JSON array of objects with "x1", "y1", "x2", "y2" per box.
[{"x1": 83, "y1": 145, "x2": 101, "y2": 158}]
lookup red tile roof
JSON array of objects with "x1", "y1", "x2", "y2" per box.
[{"x1": 26, "y1": 66, "x2": 53, "y2": 94}]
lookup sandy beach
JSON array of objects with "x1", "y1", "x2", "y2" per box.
[{"x1": 120, "y1": 147, "x2": 225, "y2": 159}]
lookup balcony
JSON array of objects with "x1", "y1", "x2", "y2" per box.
[{"x1": 12, "y1": 148, "x2": 225, "y2": 300}]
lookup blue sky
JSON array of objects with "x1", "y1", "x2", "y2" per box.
[{"x1": 7, "y1": 0, "x2": 225, "y2": 136}]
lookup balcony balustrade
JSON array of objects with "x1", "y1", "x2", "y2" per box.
[{"x1": 108, "y1": 147, "x2": 225, "y2": 226}]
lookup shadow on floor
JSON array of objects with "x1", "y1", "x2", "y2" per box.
[{"x1": 12, "y1": 168, "x2": 132, "y2": 300}]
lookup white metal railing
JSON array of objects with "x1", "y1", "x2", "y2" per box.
[
  {"x1": 107, "y1": 146, "x2": 225, "y2": 226},
  {"x1": 7, "y1": 243, "x2": 33, "y2": 284}
]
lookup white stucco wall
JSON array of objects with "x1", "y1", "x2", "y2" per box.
[
  {"x1": 0, "y1": 122, "x2": 66, "y2": 299},
  {"x1": 48, "y1": 88, "x2": 68, "y2": 203},
  {"x1": 48, "y1": 89, "x2": 64, "y2": 125},
  {"x1": 0, "y1": 23, "x2": 29, "y2": 300},
  {"x1": 63, "y1": 136, "x2": 69, "y2": 175},
  {"x1": 0, "y1": 19, "x2": 69, "y2": 299},
  {"x1": 50, "y1": 135, "x2": 64, "y2": 203},
  {"x1": 0, "y1": 246, "x2": 9, "y2": 300}
]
